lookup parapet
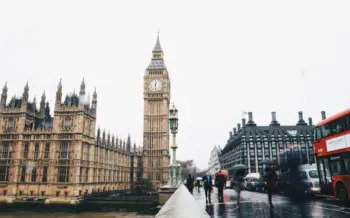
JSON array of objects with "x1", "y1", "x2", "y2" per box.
[{"x1": 155, "y1": 184, "x2": 210, "y2": 218}]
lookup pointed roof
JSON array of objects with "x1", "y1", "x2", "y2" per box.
[
  {"x1": 153, "y1": 31, "x2": 162, "y2": 52},
  {"x1": 147, "y1": 31, "x2": 166, "y2": 70}
]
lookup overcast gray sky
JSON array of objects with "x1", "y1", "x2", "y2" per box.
[{"x1": 1, "y1": 0, "x2": 350, "y2": 169}]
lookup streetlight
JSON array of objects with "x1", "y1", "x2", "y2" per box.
[{"x1": 169, "y1": 103, "x2": 179, "y2": 187}]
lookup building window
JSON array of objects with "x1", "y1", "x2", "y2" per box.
[
  {"x1": 21, "y1": 166, "x2": 26, "y2": 182},
  {"x1": 42, "y1": 167, "x2": 48, "y2": 182},
  {"x1": 34, "y1": 143, "x2": 39, "y2": 159},
  {"x1": 0, "y1": 166, "x2": 9, "y2": 182},
  {"x1": 24, "y1": 143, "x2": 29, "y2": 158},
  {"x1": 59, "y1": 142, "x2": 70, "y2": 159},
  {"x1": 64, "y1": 117, "x2": 72, "y2": 129},
  {"x1": 58, "y1": 166, "x2": 69, "y2": 183},
  {"x1": 1, "y1": 143, "x2": 11, "y2": 159},
  {"x1": 44, "y1": 142, "x2": 50, "y2": 159},
  {"x1": 58, "y1": 142, "x2": 70, "y2": 183},
  {"x1": 31, "y1": 168, "x2": 37, "y2": 182},
  {"x1": 7, "y1": 118, "x2": 14, "y2": 131}
]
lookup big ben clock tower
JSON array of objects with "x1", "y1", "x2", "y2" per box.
[{"x1": 143, "y1": 33, "x2": 171, "y2": 188}]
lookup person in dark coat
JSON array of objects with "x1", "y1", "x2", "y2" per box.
[
  {"x1": 264, "y1": 164, "x2": 278, "y2": 207},
  {"x1": 233, "y1": 170, "x2": 245, "y2": 206},
  {"x1": 186, "y1": 174, "x2": 194, "y2": 194},
  {"x1": 203, "y1": 173, "x2": 213, "y2": 202},
  {"x1": 215, "y1": 171, "x2": 226, "y2": 202}
]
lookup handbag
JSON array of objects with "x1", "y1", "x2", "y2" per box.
[{"x1": 210, "y1": 187, "x2": 214, "y2": 193}]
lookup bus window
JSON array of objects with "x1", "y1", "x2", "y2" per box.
[
  {"x1": 331, "y1": 117, "x2": 346, "y2": 134},
  {"x1": 321, "y1": 123, "x2": 332, "y2": 138},
  {"x1": 343, "y1": 152, "x2": 350, "y2": 174},
  {"x1": 330, "y1": 155, "x2": 345, "y2": 175},
  {"x1": 315, "y1": 127, "x2": 322, "y2": 140},
  {"x1": 346, "y1": 115, "x2": 350, "y2": 129}
]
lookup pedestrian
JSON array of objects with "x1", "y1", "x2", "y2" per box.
[
  {"x1": 234, "y1": 169, "x2": 244, "y2": 206},
  {"x1": 264, "y1": 164, "x2": 277, "y2": 207},
  {"x1": 186, "y1": 174, "x2": 194, "y2": 194},
  {"x1": 203, "y1": 173, "x2": 213, "y2": 202},
  {"x1": 215, "y1": 171, "x2": 225, "y2": 202},
  {"x1": 196, "y1": 179, "x2": 201, "y2": 191}
]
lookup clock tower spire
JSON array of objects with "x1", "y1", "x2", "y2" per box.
[{"x1": 143, "y1": 33, "x2": 171, "y2": 188}]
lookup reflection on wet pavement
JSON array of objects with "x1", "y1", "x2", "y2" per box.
[{"x1": 193, "y1": 187, "x2": 350, "y2": 217}]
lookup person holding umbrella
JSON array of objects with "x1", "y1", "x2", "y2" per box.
[
  {"x1": 202, "y1": 173, "x2": 213, "y2": 202},
  {"x1": 215, "y1": 170, "x2": 226, "y2": 202},
  {"x1": 263, "y1": 162, "x2": 277, "y2": 207},
  {"x1": 232, "y1": 164, "x2": 248, "y2": 207}
]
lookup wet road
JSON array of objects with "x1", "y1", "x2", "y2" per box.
[{"x1": 193, "y1": 187, "x2": 350, "y2": 218}]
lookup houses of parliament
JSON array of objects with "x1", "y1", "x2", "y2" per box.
[{"x1": 0, "y1": 35, "x2": 172, "y2": 203}]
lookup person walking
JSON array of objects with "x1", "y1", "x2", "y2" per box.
[
  {"x1": 215, "y1": 171, "x2": 226, "y2": 202},
  {"x1": 264, "y1": 164, "x2": 277, "y2": 207},
  {"x1": 234, "y1": 170, "x2": 245, "y2": 207},
  {"x1": 196, "y1": 179, "x2": 201, "y2": 191},
  {"x1": 203, "y1": 173, "x2": 213, "y2": 202},
  {"x1": 186, "y1": 174, "x2": 194, "y2": 194}
]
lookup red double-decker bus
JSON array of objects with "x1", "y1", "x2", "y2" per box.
[{"x1": 314, "y1": 109, "x2": 350, "y2": 201}]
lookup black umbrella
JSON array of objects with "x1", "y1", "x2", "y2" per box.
[{"x1": 232, "y1": 164, "x2": 248, "y2": 170}]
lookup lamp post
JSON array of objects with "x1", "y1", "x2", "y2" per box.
[{"x1": 169, "y1": 103, "x2": 179, "y2": 187}]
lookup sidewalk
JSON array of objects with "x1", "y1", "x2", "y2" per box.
[{"x1": 190, "y1": 187, "x2": 349, "y2": 218}]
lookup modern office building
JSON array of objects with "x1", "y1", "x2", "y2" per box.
[
  {"x1": 207, "y1": 145, "x2": 221, "y2": 175},
  {"x1": 219, "y1": 111, "x2": 324, "y2": 175}
]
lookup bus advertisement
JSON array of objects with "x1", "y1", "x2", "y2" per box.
[{"x1": 314, "y1": 109, "x2": 350, "y2": 201}]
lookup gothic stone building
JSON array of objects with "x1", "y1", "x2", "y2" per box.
[
  {"x1": 0, "y1": 80, "x2": 142, "y2": 203},
  {"x1": 143, "y1": 34, "x2": 171, "y2": 188},
  {"x1": 219, "y1": 111, "x2": 324, "y2": 176}
]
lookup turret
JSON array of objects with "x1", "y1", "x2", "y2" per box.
[
  {"x1": 107, "y1": 131, "x2": 111, "y2": 146},
  {"x1": 0, "y1": 82, "x2": 8, "y2": 109},
  {"x1": 102, "y1": 129, "x2": 106, "y2": 144},
  {"x1": 91, "y1": 88, "x2": 97, "y2": 117},
  {"x1": 32, "y1": 96, "x2": 37, "y2": 113},
  {"x1": 56, "y1": 79, "x2": 62, "y2": 108},
  {"x1": 127, "y1": 133, "x2": 131, "y2": 152},
  {"x1": 40, "y1": 91, "x2": 46, "y2": 117},
  {"x1": 21, "y1": 82, "x2": 29, "y2": 111},
  {"x1": 79, "y1": 78, "x2": 85, "y2": 106}
]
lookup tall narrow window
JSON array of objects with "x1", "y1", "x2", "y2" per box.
[
  {"x1": 42, "y1": 167, "x2": 48, "y2": 182},
  {"x1": 64, "y1": 117, "x2": 71, "y2": 129},
  {"x1": 0, "y1": 166, "x2": 9, "y2": 181},
  {"x1": 58, "y1": 142, "x2": 70, "y2": 183},
  {"x1": 24, "y1": 143, "x2": 29, "y2": 159},
  {"x1": 34, "y1": 143, "x2": 39, "y2": 159},
  {"x1": 44, "y1": 142, "x2": 50, "y2": 159},
  {"x1": 79, "y1": 167, "x2": 83, "y2": 183},
  {"x1": 58, "y1": 166, "x2": 69, "y2": 183},
  {"x1": 20, "y1": 166, "x2": 26, "y2": 182},
  {"x1": 31, "y1": 168, "x2": 37, "y2": 182},
  {"x1": 7, "y1": 118, "x2": 14, "y2": 131}
]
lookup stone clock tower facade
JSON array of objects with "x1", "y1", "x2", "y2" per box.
[{"x1": 143, "y1": 34, "x2": 171, "y2": 188}]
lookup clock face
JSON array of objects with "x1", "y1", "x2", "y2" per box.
[{"x1": 149, "y1": 79, "x2": 162, "y2": 91}]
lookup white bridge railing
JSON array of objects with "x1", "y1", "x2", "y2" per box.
[{"x1": 155, "y1": 184, "x2": 210, "y2": 218}]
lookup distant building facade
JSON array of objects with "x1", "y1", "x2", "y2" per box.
[
  {"x1": 0, "y1": 80, "x2": 142, "y2": 203},
  {"x1": 208, "y1": 145, "x2": 221, "y2": 175},
  {"x1": 219, "y1": 111, "x2": 322, "y2": 176}
]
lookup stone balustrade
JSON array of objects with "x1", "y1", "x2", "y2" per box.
[{"x1": 155, "y1": 184, "x2": 210, "y2": 218}]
